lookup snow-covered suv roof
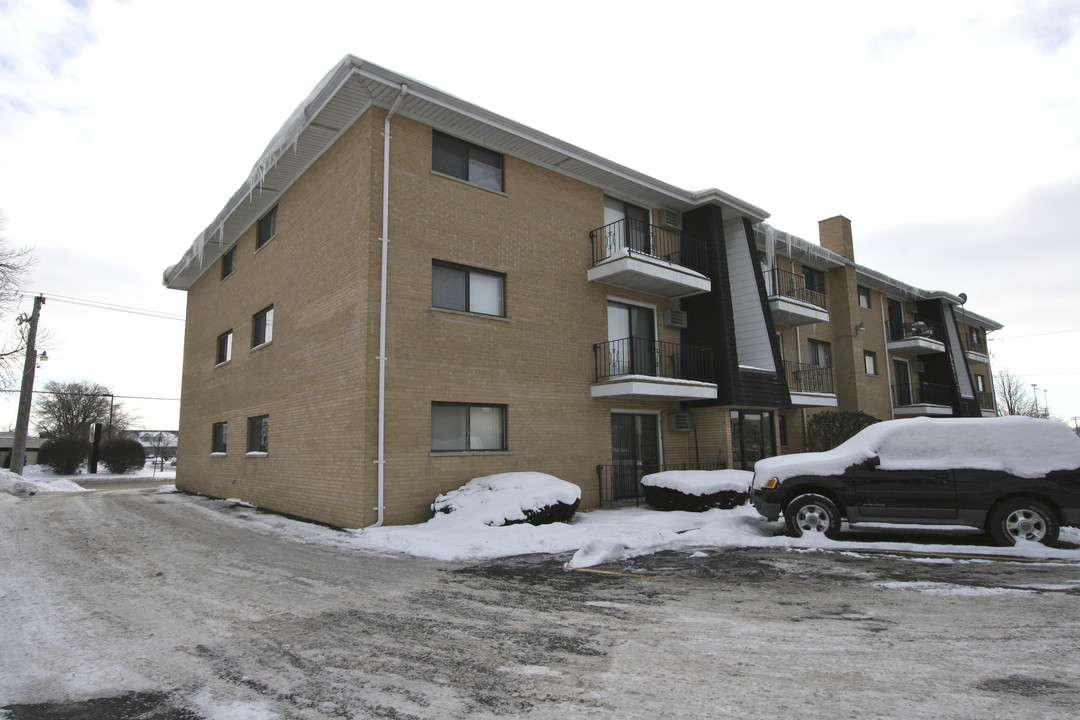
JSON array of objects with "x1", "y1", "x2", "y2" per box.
[{"x1": 752, "y1": 416, "x2": 1080, "y2": 488}]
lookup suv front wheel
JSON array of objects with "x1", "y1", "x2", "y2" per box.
[
  {"x1": 988, "y1": 498, "x2": 1059, "y2": 546},
  {"x1": 785, "y1": 494, "x2": 842, "y2": 539}
]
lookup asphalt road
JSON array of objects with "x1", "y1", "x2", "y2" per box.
[{"x1": 2, "y1": 486, "x2": 1079, "y2": 719}]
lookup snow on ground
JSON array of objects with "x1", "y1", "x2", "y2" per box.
[
  {"x1": 1, "y1": 462, "x2": 176, "y2": 498},
  {"x1": 7, "y1": 462, "x2": 1080, "y2": 569}
]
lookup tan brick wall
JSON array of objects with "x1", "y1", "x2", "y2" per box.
[
  {"x1": 177, "y1": 112, "x2": 379, "y2": 528},
  {"x1": 178, "y1": 109, "x2": 693, "y2": 527}
]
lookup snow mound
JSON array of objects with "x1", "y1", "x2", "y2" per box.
[
  {"x1": 642, "y1": 470, "x2": 753, "y2": 496},
  {"x1": 753, "y1": 416, "x2": 1080, "y2": 487},
  {"x1": 0, "y1": 469, "x2": 84, "y2": 496},
  {"x1": 432, "y1": 472, "x2": 582, "y2": 527}
]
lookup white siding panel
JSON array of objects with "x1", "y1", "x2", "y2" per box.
[{"x1": 725, "y1": 218, "x2": 776, "y2": 372}]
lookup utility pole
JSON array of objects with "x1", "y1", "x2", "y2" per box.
[{"x1": 11, "y1": 295, "x2": 44, "y2": 475}]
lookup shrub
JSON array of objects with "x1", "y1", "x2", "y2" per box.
[
  {"x1": 519, "y1": 498, "x2": 581, "y2": 525},
  {"x1": 643, "y1": 486, "x2": 748, "y2": 512},
  {"x1": 806, "y1": 410, "x2": 881, "y2": 452},
  {"x1": 99, "y1": 438, "x2": 146, "y2": 474},
  {"x1": 38, "y1": 437, "x2": 90, "y2": 475}
]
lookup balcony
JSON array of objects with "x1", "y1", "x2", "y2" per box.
[
  {"x1": 978, "y1": 390, "x2": 997, "y2": 417},
  {"x1": 962, "y1": 336, "x2": 990, "y2": 364},
  {"x1": 784, "y1": 361, "x2": 838, "y2": 407},
  {"x1": 765, "y1": 268, "x2": 829, "y2": 326},
  {"x1": 887, "y1": 317, "x2": 946, "y2": 355},
  {"x1": 893, "y1": 382, "x2": 953, "y2": 416},
  {"x1": 588, "y1": 218, "x2": 711, "y2": 298},
  {"x1": 591, "y1": 337, "x2": 717, "y2": 400}
]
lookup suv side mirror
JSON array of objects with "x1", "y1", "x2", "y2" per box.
[{"x1": 864, "y1": 454, "x2": 881, "y2": 468}]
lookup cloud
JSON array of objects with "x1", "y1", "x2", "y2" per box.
[
  {"x1": 1012, "y1": 0, "x2": 1080, "y2": 53},
  {"x1": 0, "y1": 0, "x2": 99, "y2": 118}
]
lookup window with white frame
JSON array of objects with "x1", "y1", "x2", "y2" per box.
[
  {"x1": 432, "y1": 262, "x2": 505, "y2": 316},
  {"x1": 864, "y1": 350, "x2": 878, "y2": 376},
  {"x1": 216, "y1": 330, "x2": 232, "y2": 365},
  {"x1": 431, "y1": 402, "x2": 507, "y2": 452},
  {"x1": 432, "y1": 131, "x2": 504, "y2": 191},
  {"x1": 252, "y1": 305, "x2": 274, "y2": 348},
  {"x1": 247, "y1": 415, "x2": 269, "y2": 454},
  {"x1": 211, "y1": 422, "x2": 227, "y2": 454},
  {"x1": 858, "y1": 285, "x2": 872, "y2": 309},
  {"x1": 221, "y1": 247, "x2": 236, "y2": 279},
  {"x1": 808, "y1": 339, "x2": 832, "y2": 368},
  {"x1": 256, "y1": 206, "x2": 277, "y2": 249}
]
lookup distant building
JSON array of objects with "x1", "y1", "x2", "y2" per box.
[
  {"x1": 0, "y1": 433, "x2": 42, "y2": 469},
  {"x1": 164, "y1": 56, "x2": 1000, "y2": 528},
  {"x1": 123, "y1": 431, "x2": 179, "y2": 460}
]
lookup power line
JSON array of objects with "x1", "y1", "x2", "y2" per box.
[
  {"x1": 0, "y1": 389, "x2": 180, "y2": 401},
  {"x1": 26, "y1": 293, "x2": 185, "y2": 321},
  {"x1": 991, "y1": 328, "x2": 1080, "y2": 341}
]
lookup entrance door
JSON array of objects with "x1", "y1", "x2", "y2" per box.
[
  {"x1": 610, "y1": 413, "x2": 660, "y2": 500},
  {"x1": 607, "y1": 302, "x2": 656, "y2": 376},
  {"x1": 893, "y1": 358, "x2": 912, "y2": 406}
]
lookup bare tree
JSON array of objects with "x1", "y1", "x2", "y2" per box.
[
  {"x1": 33, "y1": 379, "x2": 139, "y2": 440},
  {"x1": 0, "y1": 211, "x2": 36, "y2": 385},
  {"x1": 994, "y1": 367, "x2": 1039, "y2": 417}
]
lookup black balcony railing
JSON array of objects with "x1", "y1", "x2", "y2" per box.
[
  {"x1": 589, "y1": 217, "x2": 709, "y2": 275},
  {"x1": 888, "y1": 316, "x2": 945, "y2": 343},
  {"x1": 764, "y1": 268, "x2": 828, "y2": 311},
  {"x1": 596, "y1": 462, "x2": 728, "y2": 505},
  {"x1": 785, "y1": 361, "x2": 835, "y2": 395},
  {"x1": 594, "y1": 337, "x2": 714, "y2": 383},
  {"x1": 963, "y1": 335, "x2": 989, "y2": 356},
  {"x1": 977, "y1": 391, "x2": 995, "y2": 410},
  {"x1": 894, "y1": 382, "x2": 953, "y2": 407}
]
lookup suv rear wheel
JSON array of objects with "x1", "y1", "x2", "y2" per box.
[
  {"x1": 988, "y1": 498, "x2": 1059, "y2": 546},
  {"x1": 785, "y1": 494, "x2": 842, "y2": 539}
]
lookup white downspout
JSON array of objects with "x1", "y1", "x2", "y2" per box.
[{"x1": 369, "y1": 83, "x2": 408, "y2": 529}]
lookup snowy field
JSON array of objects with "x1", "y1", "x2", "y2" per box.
[{"x1": 3, "y1": 482, "x2": 1080, "y2": 719}]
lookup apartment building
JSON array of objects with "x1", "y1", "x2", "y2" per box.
[
  {"x1": 164, "y1": 56, "x2": 999, "y2": 528},
  {"x1": 755, "y1": 217, "x2": 1001, "y2": 455}
]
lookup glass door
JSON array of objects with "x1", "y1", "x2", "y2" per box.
[
  {"x1": 604, "y1": 197, "x2": 652, "y2": 255},
  {"x1": 611, "y1": 413, "x2": 660, "y2": 500},
  {"x1": 894, "y1": 358, "x2": 912, "y2": 406},
  {"x1": 607, "y1": 302, "x2": 655, "y2": 377}
]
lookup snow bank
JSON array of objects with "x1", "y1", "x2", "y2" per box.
[
  {"x1": 0, "y1": 469, "x2": 84, "y2": 496},
  {"x1": 642, "y1": 469, "x2": 753, "y2": 496},
  {"x1": 431, "y1": 472, "x2": 581, "y2": 526},
  {"x1": 753, "y1": 416, "x2": 1080, "y2": 487}
]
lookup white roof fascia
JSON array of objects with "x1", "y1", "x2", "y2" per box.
[{"x1": 165, "y1": 55, "x2": 769, "y2": 290}]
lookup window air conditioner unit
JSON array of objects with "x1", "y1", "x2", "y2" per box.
[
  {"x1": 660, "y1": 208, "x2": 682, "y2": 229},
  {"x1": 664, "y1": 308, "x2": 688, "y2": 329},
  {"x1": 914, "y1": 361, "x2": 925, "y2": 373},
  {"x1": 669, "y1": 412, "x2": 693, "y2": 432}
]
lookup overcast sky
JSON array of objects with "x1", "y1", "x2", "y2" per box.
[{"x1": 1, "y1": 0, "x2": 1078, "y2": 432}]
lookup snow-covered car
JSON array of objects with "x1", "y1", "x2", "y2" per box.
[{"x1": 750, "y1": 417, "x2": 1080, "y2": 546}]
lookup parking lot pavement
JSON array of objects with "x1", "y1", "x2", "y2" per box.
[{"x1": 3, "y1": 488, "x2": 1080, "y2": 719}]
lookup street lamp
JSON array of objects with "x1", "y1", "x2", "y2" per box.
[{"x1": 1032, "y1": 383, "x2": 1039, "y2": 416}]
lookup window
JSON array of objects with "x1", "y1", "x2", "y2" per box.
[
  {"x1": 976, "y1": 374, "x2": 986, "y2": 393},
  {"x1": 802, "y1": 266, "x2": 826, "y2": 295},
  {"x1": 432, "y1": 131, "x2": 504, "y2": 191},
  {"x1": 864, "y1": 350, "x2": 878, "y2": 376},
  {"x1": 252, "y1": 305, "x2": 274, "y2": 348},
  {"x1": 432, "y1": 262, "x2": 505, "y2": 316},
  {"x1": 778, "y1": 415, "x2": 789, "y2": 447},
  {"x1": 858, "y1": 285, "x2": 872, "y2": 309},
  {"x1": 431, "y1": 403, "x2": 507, "y2": 452},
  {"x1": 247, "y1": 415, "x2": 269, "y2": 454},
  {"x1": 730, "y1": 410, "x2": 775, "y2": 470},
  {"x1": 216, "y1": 330, "x2": 232, "y2": 365},
  {"x1": 211, "y1": 422, "x2": 227, "y2": 454},
  {"x1": 221, "y1": 247, "x2": 236, "y2": 279},
  {"x1": 256, "y1": 206, "x2": 278, "y2": 249},
  {"x1": 808, "y1": 339, "x2": 832, "y2": 368}
]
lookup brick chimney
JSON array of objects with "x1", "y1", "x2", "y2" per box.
[{"x1": 819, "y1": 215, "x2": 854, "y2": 261}]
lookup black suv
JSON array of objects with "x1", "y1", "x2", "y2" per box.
[{"x1": 750, "y1": 417, "x2": 1080, "y2": 546}]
